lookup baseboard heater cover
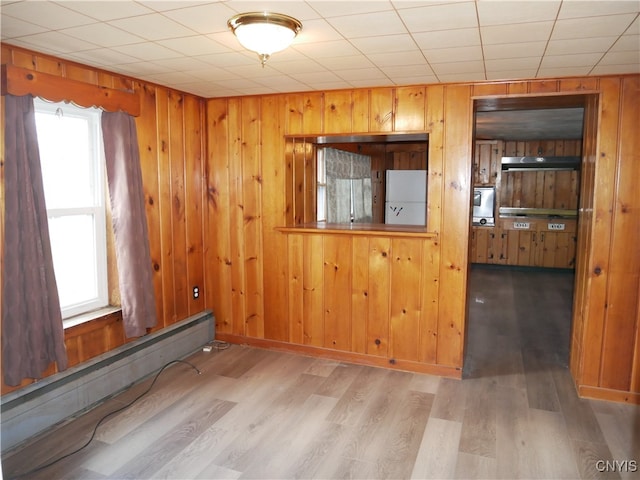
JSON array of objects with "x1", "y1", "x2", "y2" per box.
[{"x1": 1, "y1": 310, "x2": 214, "y2": 452}]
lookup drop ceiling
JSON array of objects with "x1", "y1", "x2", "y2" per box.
[
  {"x1": 1, "y1": 0, "x2": 638, "y2": 99},
  {"x1": 1, "y1": 1, "x2": 638, "y2": 140}
]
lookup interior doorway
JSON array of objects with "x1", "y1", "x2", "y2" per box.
[{"x1": 464, "y1": 93, "x2": 599, "y2": 382}]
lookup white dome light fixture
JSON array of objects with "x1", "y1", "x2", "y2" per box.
[{"x1": 227, "y1": 12, "x2": 303, "y2": 67}]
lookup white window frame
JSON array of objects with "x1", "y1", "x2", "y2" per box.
[{"x1": 34, "y1": 98, "x2": 109, "y2": 319}]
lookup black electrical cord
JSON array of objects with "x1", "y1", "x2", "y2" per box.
[{"x1": 9, "y1": 359, "x2": 201, "y2": 480}]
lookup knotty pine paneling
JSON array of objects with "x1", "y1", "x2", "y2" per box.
[
  {"x1": 499, "y1": 139, "x2": 581, "y2": 210},
  {"x1": 1, "y1": 45, "x2": 206, "y2": 394},
  {"x1": 1, "y1": 42, "x2": 638, "y2": 403}
]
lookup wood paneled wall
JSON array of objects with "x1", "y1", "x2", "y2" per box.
[
  {"x1": 1, "y1": 44, "x2": 638, "y2": 404},
  {"x1": 0, "y1": 45, "x2": 206, "y2": 394},
  {"x1": 206, "y1": 78, "x2": 639, "y2": 402}
]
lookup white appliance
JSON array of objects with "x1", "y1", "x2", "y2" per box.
[{"x1": 385, "y1": 170, "x2": 427, "y2": 226}]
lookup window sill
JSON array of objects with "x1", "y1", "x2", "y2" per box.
[
  {"x1": 63, "y1": 306, "x2": 122, "y2": 330},
  {"x1": 276, "y1": 222, "x2": 438, "y2": 239}
]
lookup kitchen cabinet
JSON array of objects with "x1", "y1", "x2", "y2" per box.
[{"x1": 471, "y1": 218, "x2": 576, "y2": 269}]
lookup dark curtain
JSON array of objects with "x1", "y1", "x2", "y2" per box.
[
  {"x1": 101, "y1": 111, "x2": 157, "y2": 337},
  {"x1": 2, "y1": 94, "x2": 68, "y2": 386}
]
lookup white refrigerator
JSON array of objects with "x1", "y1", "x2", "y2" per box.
[{"x1": 384, "y1": 170, "x2": 427, "y2": 226}]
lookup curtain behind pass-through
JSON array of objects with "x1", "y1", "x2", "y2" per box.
[
  {"x1": 2, "y1": 94, "x2": 68, "y2": 386},
  {"x1": 325, "y1": 148, "x2": 372, "y2": 223},
  {"x1": 101, "y1": 112, "x2": 157, "y2": 338}
]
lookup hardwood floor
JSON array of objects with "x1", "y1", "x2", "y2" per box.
[{"x1": 3, "y1": 265, "x2": 639, "y2": 479}]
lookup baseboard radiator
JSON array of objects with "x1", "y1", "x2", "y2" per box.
[{"x1": 1, "y1": 310, "x2": 214, "y2": 453}]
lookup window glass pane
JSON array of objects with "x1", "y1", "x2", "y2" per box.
[
  {"x1": 36, "y1": 109, "x2": 96, "y2": 209},
  {"x1": 48, "y1": 215, "x2": 99, "y2": 310}
]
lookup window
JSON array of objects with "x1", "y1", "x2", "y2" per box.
[{"x1": 34, "y1": 98, "x2": 108, "y2": 319}]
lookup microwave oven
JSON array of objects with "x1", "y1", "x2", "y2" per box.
[{"x1": 472, "y1": 187, "x2": 495, "y2": 226}]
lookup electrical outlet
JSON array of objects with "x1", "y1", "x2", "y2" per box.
[{"x1": 192, "y1": 286, "x2": 200, "y2": 299}]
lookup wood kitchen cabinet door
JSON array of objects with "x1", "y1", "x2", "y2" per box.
[{"x1": 535, "y1": 221, "x2": 577, "y2": 268}]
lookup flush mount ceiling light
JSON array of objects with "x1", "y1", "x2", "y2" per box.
[{"x1": 227, "y1": 12, "x2": 302, "y2": 66}]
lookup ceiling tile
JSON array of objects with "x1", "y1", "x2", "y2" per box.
[
  {"x1": 431, "y1": 60, "x2": 485, "y2": 75},
  {"x1": 293, "y1": 40, "x2": 361, "y2": 58},
  {"x1": 111, "y1": 42, "x2": 186, "y2": 61},
  {"x1": 67, "y1": 48, "x2": 141, "y2": 67},
  {"x1": 398, "y1": 2, "x2": 479, "y2": 32},
  {"x1": 477, "y1": 0, "x2": 561, "y2": 26},
  {"x1": 546, "y1": 37, "x2": 618, "y2": 55},
  {"x1": 326, "y1": 11, "x2": 407, "y2": 38},
  {"x1": 483, "y1": 41, "x2": 547, "y2": 60},
  {"x1": 424, "y1": 45, "x2": 484, "y2": 64},
  {"x1": 316, "y1": 55, "x2": 376, "y2": 70},
  {"x1": 481, "y1": 21, "x2": 554, "y2": 45},
  {"x1": 349, "y1": 34, "x2": 419, "y2": 55},
  {"x1": 537, "y1": 65, "x2": 592, "y2": 77},
  {"x1": 293, "y1": 18, "x2": 344, "y2": 44},
  {"x1": 57, "y1": 1, "x2": 154, "y2": 21},
  {"x1": 108, "y1": 13, "x2": 196, "y2": 41},
  {"x1": 485, "y1": 57, "x2": 542, "y2": 72},
  {"x1": 60, "y1": 23, "x2": 145, "y2": 47},
  {"x1": 551, "y1": 14, "x2": 638, "y2": 40},
  {"x1": 598, "y1": 50, "x2": 640, "y2": 65},
  {"x1": 558, "y1": 0, "x2": 640, "y2": 19},
  {"x1": 307, "y1": 0, "x2": 394, "y2": 17},
  {"x1": 335, "y1": 67, "x2": 388, "y2": 82},
  {"x1": 157, "y1": 36, "x2": 232, "y2": 56},
  {"x1": 367, "y1": 50, "x2": 428, "y2": 67},
  {"x1": 2, "y1": 1, "x2": 96, "y2": 29},
  {"x1": 541, "y1": 53, "x2": 604, "y2": 68},
  {"x1": 412, "y1": 28, "x2": 481, "y2": 50},
  {"x1": 0, "y1": 15, "x2": 47, "y2": 38},
  {"x1": 159, "y1": 3, "x2": 238, "y2": 35},
  {"x1": 11, "y1": 31, "x2": 99, "y2": 54}
]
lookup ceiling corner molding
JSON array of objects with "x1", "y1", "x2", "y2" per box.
[{"x1": 1, "y1": 64, "x2": 140, "y2": 117}]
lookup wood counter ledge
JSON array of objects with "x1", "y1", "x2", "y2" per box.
[{"x1": 276, "y1": 222, "x2": 438, "y2": 239}]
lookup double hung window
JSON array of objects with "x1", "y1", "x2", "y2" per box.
[{"x1": 33, "y1": 98, "x2": 108, "y2": 319}]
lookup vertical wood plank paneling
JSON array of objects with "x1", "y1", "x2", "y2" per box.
[
  {"x1": 352, "y1": 89, "x2": 370, "y2": 133},
  {"x1": 241, "y1": 97, "x2": 265, "y2": 338},
  {"x1": 571, "y1": 92, "x2": 599, "y2": 382},
  {"x1": 2, "y1": 44, "x2": 638, "y2": 401},
  {"x1": 389, "y1": 238, "x2": 422, "y2": 362},
  {"x1": 303, "y1": 235, "x2": 324, "y2": 347},
  {"x1": 288, "y1": 234, "x2": 304, "y2": 344},
  {"x1": 395, "y1": 86, "x2": 426, "y2": 132},
  {"x1": 420, "y1": 238, "x2": 439, "y2": 364},
  {"x1": 183, "y1": 95, "x2": 205, "y2": 316},
  {"x1": 599, "y1": 75, "x2": 640, "y2": 391},
  {"x1": 136, "y1": 84, "x2": 164, "y2": 326},
  {"x1": 285, "y1": 93, "x2": 303, "y2": 135},
  {"x1": 351, "y1": 236, "x2": 370, "y2": 354},
  {"x1": 437, "y1": 85, "x2": 472, "y2": 367},
  {"x1": 370, "y1": 87, "x2": 394, "y2": 132},
  {"x1": 228, "y1": 98, "x2": 246, "y2": 336},
  {"x1": 303, "y1": 92, "x2": 323, "y2": 134},
  {"x1": 426, "y1": 85, "x2": 444, "y2": 235},
  {"x1": 581, "y1": 78, "x2": 621, "y2": 387},
  {"x1": 168, "y1": 91, "x2": 189, "y2": 323},
  {"x1": 368, "y1": 237, "x2": 391, "y2": 356},
  {"x1": 206, "y1": 99, "x2": 234, "y2": 334},
  {"x1": 324, "y1": 90, "x2": 353, "y2": 133},
  {"x1": 262, "y1": 95, "x2": 290, "y2": 341},
  {"x1": 323, "y1": 235, "x2": 352, "y2": 351},
  {"x1": 156, "y1": 88, "x2": 174, "y2": 326},
  {"x1": 0, "y1": 46, "x2": 211, "y2": 394}
]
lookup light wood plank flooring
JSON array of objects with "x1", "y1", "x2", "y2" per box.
[{"x1": 3, "y1": 265, "x2": 639, "y2": 479}]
